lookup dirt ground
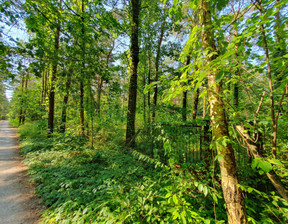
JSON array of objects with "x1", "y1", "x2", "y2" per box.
[{"x1": 0, "y1": 120, "x2": 43, "y2": 224}]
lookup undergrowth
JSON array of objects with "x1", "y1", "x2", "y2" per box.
[{"x1": 18, "y1": 121, "x2": 288, "y2": 223}]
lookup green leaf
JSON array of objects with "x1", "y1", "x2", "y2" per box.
[
  {"x1": 215, "y1": 154, "x2": 224, "y2": 162},
  {"x1": 268, "y1": 158, "x2": 283, "y2": 167},
  {"x1": 173, "y1": 194, "x2": 179, "y2": 205},
  {"x1": 198, "y1": 184, "x2": 203, "y2": 192},
  {"x1": 258, "y1": 160, "x2": 272, "y2": 173},
  {"x1": 181, "y1": 211, "x2": 187, "y2": 224},
  {"x1": 251, "y1": 158, "x2": 260, "y2": 169},
  {"x1": 216, "y1": 71, "x2": 225, "y2": 83},
  {"x1": 203, "y1": 186, "x2": 208, "y2": 196}
]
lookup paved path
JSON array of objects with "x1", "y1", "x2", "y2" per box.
[{"x1": 0, "y1": 120, "x2": 40, "y2": 224}]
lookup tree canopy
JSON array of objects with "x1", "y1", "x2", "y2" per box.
[{"x1": 1, "y1": 0, "x2": 288, "y2": 223}]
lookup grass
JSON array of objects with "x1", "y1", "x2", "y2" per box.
[{"x1": 18, "y1": 121, "x2": 288, "y2": 224}]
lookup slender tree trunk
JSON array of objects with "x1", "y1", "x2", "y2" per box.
[
  {"x1": 147, "y1": 49, "x2": 151, "y2": 124},
  {"x1": 80, "y1": 81, "x2": 85, "y2": 135},
  {"x1": 95, "y1": 41, "x2": 114, "y2": 118},
  {"x1": 41, "y1": 69, "x2": 45, "y2": 105},
  {"x1": 95, "y1": 75, "x2": 103, "y2": 117},
  {"x1": 256, "y1": 3, "x2": 277, "y2": 158},
  {"x1": 234, "y1": 29, "x2": 240, "y2": 108},
  {"x1": 202, "y1": 87, "x2": 207, "y2": 119},
  {"x1": 90, "y1": 88, "x2": 94, "y2": 147},
  {"x1": 192, "y1": 87, "x2": 199, "y2": 121},
  {"x1": 200, "y1": 1, "x2": 247, "y2": 223},
  {"x1": 19, "y1": 73, "x2": 25, "y2": 126},
  {"x1": 182, "y1": 56, "x2": 191, "y2": 122},
  {"x1": 44, "y1": 68, "x2": 48, "y2": 100},
  {"x1": 182, "y1": 91, "x2": 187, "y2": 122},
  {"x1": 125, "y1": 0, "x2": 140, "y2": 147},
  {"x1": 48, "y1": 0, "x2": 61, "y2": 137},
  {"x1": 230, "y1": 5, "x2": 240, "y2": 109},
  {"x1": 60, "y1": 70, "x2": 71, "y2": 133},
  {"x1": 22, "y1": 72, "x2": 29, "y2": 124},
  {"x1": 79, "y1": 0, "x2": 86, "y2": 136},
  {"x1": 143, "y1": 67, "x2": 147, "y2": 126},
  {"x1": 236, "y1": 125, "x2": 288, "y2": 202},
  {"x1": 152, "y1": 15, "x2": 166, "y2": 123}
]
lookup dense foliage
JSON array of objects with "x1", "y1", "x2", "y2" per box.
[{"x1": 1, "y1": 0, "x2": 288, "y2": 223}]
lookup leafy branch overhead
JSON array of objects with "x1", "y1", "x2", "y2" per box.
[{"x1": 1, "y1": 0, "x2": 288, "y2": 223}]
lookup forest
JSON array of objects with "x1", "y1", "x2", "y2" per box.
[{"x1": 0, "y1": 0, "x2": 288, "y2": 223}]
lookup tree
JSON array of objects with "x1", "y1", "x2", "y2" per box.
[
  {"x1": 198, "y1": 0, "x2": 247, "y2": 223},
  {"x1": 125, "y1": 0, "x2": 141, "y2": 147}
]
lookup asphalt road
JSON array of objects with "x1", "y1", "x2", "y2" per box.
[{"x1": 0, "y1": 120, "x2": 40, "y2": 224}]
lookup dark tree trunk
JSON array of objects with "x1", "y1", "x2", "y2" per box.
[
  {"x1": 192, "y1": 87, "x2": 199, "y2": 121},
  {"x1": 182, "y1": 56, "x2": 191, "y2": 122},
  {"x1": 182, "y1": 91, "x2": 187, "y2": 122},
  {"x1": 79, "y1": 0, "x2": 86, "y2": 136},
  {"x1": 80, "y1": 81, "x2": 85, "y2": 135},
  {"x1": 147, "y1": 49, "x2": 151, "y2": 124},
  {"x1": 125, "y1": 0, "x2": 141, "y2": 147},
  {"x1": 41, "y1": 70, "x2": 45, "y2": 105},
  {"x1": 19, "y1": 73, "x2": 25, "y2": 126},
  {"x1": 60, "y1": 70, "x2": 71, "y2": 133},
  {"x1": 48, "y1": 0, "x2": 61, "y2": 137},
  {"x1": 95, "y1": 75, "x2": 103, "y2": 117}
]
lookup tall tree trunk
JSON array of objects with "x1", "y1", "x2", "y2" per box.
[
  {"x1": 22, "y1": 72, "x2": 29, "y2": 124},
  {"x1": 152, "y1": 15, "x2": 166, "y2": 123},
  {"x1": 48, "y1": 0, "x2": 61, "y2": 137},
  {"x1": 79, "y1": 0, "x2": 86, "y2": 136},
  {"x1": 44, "y1": 68, "x2": 48, "y2": 100},
  {"x1": 192, "y1": 86, "x2": 199, "y2": 121},
  {"x1": 19, "y1": 73, "x2": 25, "y2": 126},
  {"x1": 95, "y1": 74, "x2": 103, "y2": 117},
  {"x1": 95, "y1": 40, "x2": 114, "y2": 117},
  {"x1": 41, "y1": 69, "x2": 45, "y2": 105},
  {"x1": 234, "y1": 29, "x2": 240, "y2": 108},
  {"x1": 200, "y1": 1, "x2": 247, "y2": 223},
  {"x1": 230, "y1": 5, "x2": 240, "y2": 109},
  {"x1": 202, "y1": 87, "x2": 207, "y2": 119},
  {"x1": 236, "y1": 125, "x2": 288, "y2": 202},
  {"x1": 125, "y1": 0, "x2": 140, "y2": 147},
  {"x1": 147, "y1": 49, "x2": 151, "y2": 124},
  {"x1": 182, "y1": 56, "x2": 191, "y2": 122},
  {"x1": 80, "y1": 81, "x2": 85, "y2": 135},
  {"x1": 143, "y1": 67, "x2": 147, "y2": 126},
  {"x1": 60, "y1": 70, "x2": 71, "y2": 133},
  {"x1": 256, "y1": 2, "x2": 277, "y2": 158}
]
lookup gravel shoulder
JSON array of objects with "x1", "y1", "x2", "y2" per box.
[{"x1": 0, "y1": 120, "x2": 42, "y2": 224}]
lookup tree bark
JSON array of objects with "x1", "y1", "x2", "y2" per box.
[
  {"x1": 19, "y1": 73, "x2": 25, "y2": 126},
  {"x1": 152, "y1": 14, "x2": 166, "y2": 123},
  {"x1": 95, "y1": 40, "x2": 114, "y2": 118},
  {"x1": 182, "y1": 56, "x2": 191, "y2": 122},
  {"x1": 200, "y1": 1, "x2": 247, "y2": 223},
  {"x1": 236, "y1": 125, "x2": 288, "y2": 202},
  {"x1": 60, "y1": 70, "x2": 71, "y2": 133},
  {"x1": 48, "y1": 0, "x2": 61, "y2": 137},
  {"x1": 192, "y1": 86, "x2": 199, "y2": 121},
  {"x1": 80, "y1": 81, "x2": 85, "y2": 135},
  {"x1": 79, "y1": 0, "x2": 86, "y2": 136},
  {"x1": 95, "y1": 74, "x2": 103, "y2": 117},
  {"x1": 125, "y1": 0, "x2": 140, "y2": 147},
  {"x1": 257, "y1": 5, "x2": 277, "y2": 158},
  {"x1": 147, "y1": 49, "x2": 151, "y2": 124}
]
